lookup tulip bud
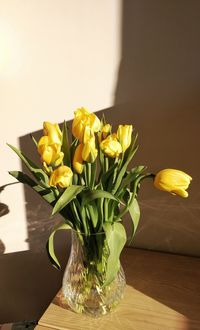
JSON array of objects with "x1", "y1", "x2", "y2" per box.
[
  {"x1": 98, "y1": 124, "x2": 111, "y2": 143},
  {"x1": 154, "y1": 169, "x2": 192, "y2": 198},
  {"x1": 100, "y1": 134, "x2": 122, "y2": 158},
  {"x1": 82, "y1": 137, "x2": 98, "y2": 163},
  {"x1": 73, "y1": 144, "x2": 84, "y2": 174},
  {"x1": 117, "y1": 125, "x2": 133, "y2": 153},
  {"x1": 49, "y1": 165, "x2": 73, "y2": 188}
]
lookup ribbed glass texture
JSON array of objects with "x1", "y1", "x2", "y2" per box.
[{"x1": 62, "y1": 230, "x2": 126, "y2": 317}]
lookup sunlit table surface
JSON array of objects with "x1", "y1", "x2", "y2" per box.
[{"x1": 35, "y1": 247, "x2": 200, "y2": 330}]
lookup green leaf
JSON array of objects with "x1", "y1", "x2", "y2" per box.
[
  {"x1": 86, "y1": 203, "x2": 98, "y2": 229},
  {"x1": 9, "y1": 171, "x2": 74, "y2": 224},
  {"x1": 70, "y1": 138, "x2": 79, "y2": 165},
  {"x1": 70, "y1": 199, "x2": 89, "y2": 234},
  {"x1": 122, "y1": 132, "x2": 138, "y2": 166},
  {"x1": 62, "y1": 121, "x2": 71, "y2": 167},
  {"x1": 98, "y1": 149, "x2": 105, "y2": 180},
  {"x1": 81, "y1": 189, "x2": 123, "y2": 207},
  {"x1": 9, "y1": 171, "x2": 57, "y2": 204},
  {"x1": 9, "y1": 170, "x2": 36, "y2": 186},
  {"x1": 100, "y1": 113, "x2": 106, "y2": 127},
  {"x1": 129, "y1": 198, "x2": 140, "y2": 236},
  {"x1": 30, "y1": 134, "x2": 38, "y2": 147},
  {"x1": 90, "y1": 161, "x2": 97, "y2": 189},
  {"x1": 103, "y1": 222, "x2": 126, "y2": 286},
  {"x1": 112, "y1": 145, "x2": 138, "y2": 195},
  {"x1": 114, "y1": 174, "x2": 145, "y2": 221},
  {"x1": 128, "y1": 197, "x2": 140, "y2": 243},
  {"x1": 101, "y1": 162, "x2": 118, "y2": 190},
  {"x1": 116, "y1": 166, "x2": 146, "y2": 196},
  {"x1": 47, "y1": 222, "x2": 72, "y2": 269},
  {"x1": 7, "y1": 143, "x2": 49, "y2": 188},
  {"x1": 52, "y1": 185, "x2": 85, "y2": 215}
]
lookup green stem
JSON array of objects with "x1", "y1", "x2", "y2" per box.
[
  {"x1": 76, "y1": 201, "x2": 89, "y2": 235},
  {"x1": 83, "y1": 165, "x2": 88, "y2": 187},
  {"x1": 70, "y1": 201, "x2": 81, "y2": 232},
  {"x1": 104, "y1": 199, "x2": 108, "y2": 222},
  {"x1": 119, "y1": 153, "x2": 124, "y2": 171},
  {"x1": 87, "y1": 162, "x2": 91, "y2": 188},
  {"x1": 107, "y1": 157, "x2": 120, "y2": 192},
  {"x1": 114, "y1": 173, "x2": 153, "y2": 222},
  {"x1": 78, "y1": 173, "x2": 85, "y2": 186},
  {"x1": 96, "y1": 197, "x2": 104, "y2": 232},
  {"x1": 90, "y1": 161, "x2": 97, "y2": 189},
  {"x1": 104, "y1": 157, "x2": 109, "y2": 172}
]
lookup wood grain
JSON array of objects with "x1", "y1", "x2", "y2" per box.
[{"x1": 38, "y1": 248, "x2": 200, "y2": 330}]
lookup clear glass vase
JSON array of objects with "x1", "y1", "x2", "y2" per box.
[{"x1": 61, "y1": 230, "x2": 126, "y2": 317}]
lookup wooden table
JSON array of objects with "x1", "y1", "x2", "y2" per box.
[{"x1": 35, "y1": 248, "x2": 200, "y2": 330}]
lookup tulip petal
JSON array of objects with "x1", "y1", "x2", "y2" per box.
[
  {"x1": 73, "y1": 144, "x2": 84, "y2": 174},
  {"x1": 171, "y1": 188, "x2": 189, "y2": 198},
  {"x1": 42, "y1": 147, "x2": 54, "y2": 165},
  {"x1": 43, "y1": 122, "x2": 62, "y2": 145}
]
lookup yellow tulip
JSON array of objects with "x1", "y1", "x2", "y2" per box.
[
  {"x1": 98, "y1": 124, "x2": 111, "y2": 143},
  {"x1": 49, "y1": 165, "x2": 73, "y2": 188},
  {"x1": 154, "y1": 169, "x2": 192, "y2": 198},
  {"x1": 72, "y1": 107, "x2": 100, "y2": 142},
  {"x1": 73, "y1": 144, "x2": 84, "y2": 174},
  {"x1": 82, "y1": 136, "x2": 98, "y2": 163},
  {"x1": 83, "y1": 125, "x2": 93, "y2": 144},
  {"x1": 37, "y1": 136, "x2": 64, "y2": 166},
  {"x1": 117, "y1": 125, "x2": 133, "y2": 152},
  {"x1": 43, "y1": 122, "x2": 62, "y2": 145},
  {"x1": 37, "y1": 121, "x2": 63, "y2": 167},
  {"x1": 100, "y1": 134, "x2": 122, "y2": 158}
]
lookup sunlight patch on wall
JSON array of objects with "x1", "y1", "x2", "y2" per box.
[{"x1": 0, "y1": 19, "x2": 23, "y2": 79}]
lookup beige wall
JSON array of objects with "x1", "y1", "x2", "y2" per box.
[{"x1": 0, "y1": 0, "x2": 200, "y2": 323}]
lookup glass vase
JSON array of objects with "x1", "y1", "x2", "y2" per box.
[{"x1": 61, "y1": 229, "x2": 126, "y2": 317}]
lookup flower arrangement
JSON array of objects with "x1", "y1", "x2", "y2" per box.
[{"x1": 8, "y1": 107, "x2": 192, "y2": 315}]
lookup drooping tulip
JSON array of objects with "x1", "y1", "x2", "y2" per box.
[{"x1": 154, "y1": 169, "x2": 192, "y2": 198}]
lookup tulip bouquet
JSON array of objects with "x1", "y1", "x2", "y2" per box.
[{"x1": 8, "y1": 108, "x2": 192, "y2": 315}]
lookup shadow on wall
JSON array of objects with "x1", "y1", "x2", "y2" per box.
[
  {"x1": 112, "y1": 0, "x2": 200, "y2": 256},
  {"x1": 0, "y1": 185, "x2": 11, "y2": 255},
  {"x1": 115, "y1": 0, "x2": 200, "y2": 107},
  {"x1": 0, "y1": 186, "x2": 10, "y2": 255},
  {"x1": 113, "y1": 2, "x2": 200, "y2": 329},
  {"x1": 0, "y1": 140, "x2": 70, "y2": 323}
]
